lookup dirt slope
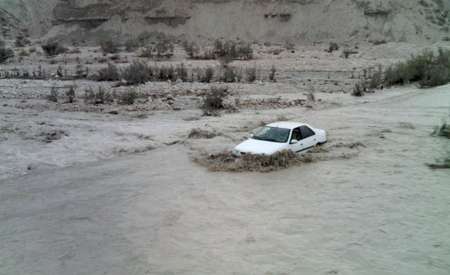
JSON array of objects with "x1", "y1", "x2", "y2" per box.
[{"x1": 1, "y1": 0, "x2": 449, "y2": 43}]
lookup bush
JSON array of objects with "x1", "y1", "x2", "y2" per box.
[
  {"x1": 155, "y1": 39, "x2": 174, "y2": 59},
  {"x1": 269, "y1": 65, "x2": 277, "y2": 82},
  {"x1": 100, "y1": 38, "x2": 119, "y2": 54},
  {"x1": 15, "y1": 34, "x2": 30, "y2": 47},
  {"x1": 47, "y1": 87, "x2": 59, "y2": 102},
  {"x1": 66, "y1": 86, "x2": 76, "y2": 103},
  {"x1": 216, "y1": 40, "x2": 253, "y2": 61},
  {"x1": 385, "y1": 49, "x2": 450, "y2": 88},
  {"x1": 122, "y1": 61, "x2": 151, "y2": 85},
  {"x1": 176, "y1": 63, "x2": 188, "y2": 82},
  {"x1": 246, "y1": 66, "x2": 257, "y2": 82},
  {"x1": 95, "y1": 63, "x2": 121, "y2": 81},
  {"x1": 352, "y1": 82, "x2": 365, "y2": 96},
  {"x1": 201, "y1": 67, "x2": 215, "y2": 83},
  {"x1": 223, "y1": 66, "x2": 237, "y2": 83},
  {"x1": 327, "y1": 42, "x2": 339, "y2": 53},
  {"x1": 139, "y1": 39, "x2": 174, "y2": 59},
  {"x1": 367, "y1": 66, "x2": 384, "y2": 89},
  {"x1": 185, "y1": 39, "x2": 253, "y2": 61},
  {"x1": 125, "y1": 38, "x2": 140, "y2": 52},
  {"x1": 183, "y1": 41, "x2": 199, "y2": 58},
  {"x1": 201, "y1": 86, "x2": 230, "y2": 116},
  {"x1": 419, "y1": 63, "x2": 449, "y2": 87},
  {"x1": 432, "y1": 121, "x2": 450, "y2": 138},
  {"x1": 75, "y1": 63, "x2": 88, "y2": 79},
  {"x1": 0, "y1": 46, "x2": 14, "y2": 63},
  {"x1": 139, "y1": 47, "x2": 154, "y2": 58},
  {"x1": 84, "y1": 87, "x2": 113, "y2": 105},
  {"x1": 42, "y1": 41, "x2": 67, "y2": 56},
  {"x1": 119, "y1": 89, "x2": 138, "y2": 105}
]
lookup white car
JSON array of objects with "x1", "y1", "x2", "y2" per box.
[{"x1": 233, "y1": 121, "x2": 327, "y2": 156}]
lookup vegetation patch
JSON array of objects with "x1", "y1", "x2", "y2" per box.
[
  {"x1": 100, "y1": 38, "x2": 119, "y2": 54},
  {"x1": 118, "y1": 89, "x2": 138, "y2": 105},
  {"x1": 0, "y1": 39, "x2": 14, "y2": 63},
  {"x1": 432, "y1": 121, "x2": 450, "y2": 138},
  {"x1": 84, "y1": 87, "x2": 113, "y2": 105},
  {"x1": 183, "y1": 39, "x2": 253, "y2": 61},
  {"x1": 42, "y1": 41, "x2": 67, "y2": 56},
  {"x1": 385, "y1": 48, "x2": 450, "y2": 88},
  {"x1": 200, "y1": 86, "x2": 236, "y2": 116},
  {"x1": 95, "y1": 63, "x2": 121, "y2": 81}
]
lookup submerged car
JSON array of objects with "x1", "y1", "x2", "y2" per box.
[{"x1": 233, "y1": 121, "x2": 327, "y2": 156}]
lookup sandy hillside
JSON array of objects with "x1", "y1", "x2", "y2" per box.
[{"x1": 1, "y1": 0, "x2": 450, "y2": 43}]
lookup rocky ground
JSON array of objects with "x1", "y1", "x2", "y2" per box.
[{"x1": 0, "y1": 42, "x2": 449, "y2": 274}]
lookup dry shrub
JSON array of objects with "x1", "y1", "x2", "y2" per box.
[
  {"x1": 222, "y1": 66, "x2": 237, "y2": 83},
  {"x1": 200, "y1": 67, "x2": 215, "y2": 83},
  {"x1": 122, "y1": 61, "x2": 151, "y2": 85},
  {"x1": 119, "y1": 89, "x2": 138, "y2": 105},
  {"x1": 15, "y1": 34, "x2": 30, "y2": 47},
  {"x1": 18, "y1": 49, "x2": 29, "y2": 57},
  {"x1": 42, "y1": 41, "x2": 67, "y2": 56},
  {"x1": 125, "y1": 38, "x2": 140, "y2": 52},
  {"x1": 100, "y1": 38, "x2": 119, "y2": 54},
  {"x1": 367, "y1": 66, "x2": 384, "y2": 89},
  {"x1": 352, "y1": 81, "x2": 366, "y2": 96},
  {"x1": 185, "y1": 39, "x2": 252, "y2": 60},
  {"x1": 269, "y1": 65, "x2": 277, "y2": 82},
  {"x1": 47, "y1": 87, "x2": 58, "y2": 102},
  {"x1": 326, "y1": 42, "x2": 339, "y2": 53},
  {"x1": 84, "y1": 87, "x2": 113, "y2": 105},
  {"x1": 188, "y1": 128, "x2": 219, "y2": 139},
  {"x1": 384, "y1": 48, "x2": 450, "y2": 88},
  {"x1": 246, "y1": 66, "x2": 257, "y2": 82},
  {"x1": 200, "y1": 86, "x2": 231, "y2": 116},
  {"x1": 66, "y1": 86, "x2": 76, "y2": 103},
  {"x1": 95, "y1": 63, "x2": 120, "y2": 81},
  {"x1": 176, "y1": 63, "x2": 188, "y2": 82},
  {"x1": 432, "y1": 121, "x2": 450, "y2": 138},
  {"x1": 195, "y1": 150, "x2": 309, "y2": 172},
  {"x1": 0, "y1": 44, "x2": 14, "y2": 63},
  {"x1": 140, "y1": 40, "x2": 174, "y2": 59}
]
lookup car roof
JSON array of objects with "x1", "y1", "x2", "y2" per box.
[{"x1": 266, "y1": 121, "x2": 307, "y2": 130}]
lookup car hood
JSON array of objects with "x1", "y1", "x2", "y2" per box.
[{"x1": 234, "y1": 138, "x2": 288, "y2": 155}]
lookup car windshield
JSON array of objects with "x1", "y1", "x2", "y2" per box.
[{"x1": 252, "y1": 126, "x2": 291, "y2": 143}]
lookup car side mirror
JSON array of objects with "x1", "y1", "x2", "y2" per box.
[{"x1": 290, "y1": 139, "x2": 299, "y2": 144}]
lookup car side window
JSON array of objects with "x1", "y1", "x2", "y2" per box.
[
  {"x1": 291, "y1": 128, "x2": 302, "y2": 142},
  {"x1": 299, "y1": 126, "x2": 315, "y2": 139}
]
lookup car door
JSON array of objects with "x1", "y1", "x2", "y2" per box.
[
  {"x1": 298, "y1": 125, "x2": 317, "y2": 151},
  {"x1": 289, "y1": 127, "x2": 307, "y2": 152}
]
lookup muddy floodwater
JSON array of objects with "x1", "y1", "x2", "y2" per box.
[{"x1": 1, "y1": 84, "x2": 449, "y2": 275}]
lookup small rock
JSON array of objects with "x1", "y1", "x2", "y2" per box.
[{"x1": 39, "y1": 129, "x2": 67, "y2": 143}]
